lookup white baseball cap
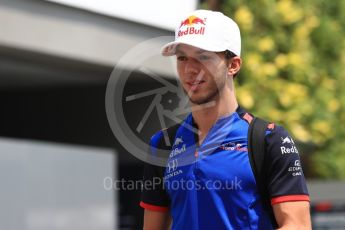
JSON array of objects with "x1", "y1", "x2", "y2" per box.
[{"x1": 161, "y1": 10, "x2": 241, "y2": 56}]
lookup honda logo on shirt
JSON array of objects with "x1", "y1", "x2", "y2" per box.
[{"x1": 167, "y1": 159, "x2": 178, "y2": 173}]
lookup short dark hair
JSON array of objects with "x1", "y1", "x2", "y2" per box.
[
  {"x1": 224, "y1": 50, "x2": 239, "y2": 78},
  {"x1": 224, "y1": 50, "x2": 237, "y2": 59}
]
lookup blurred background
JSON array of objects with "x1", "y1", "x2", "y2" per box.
[{"x1": 0, "y1": 0, "x2": 344, "y2": 229}]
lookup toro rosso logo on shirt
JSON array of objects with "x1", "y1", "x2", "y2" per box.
[{"x1": 219, "y1": 142, "x2": 247, "y2": 152}]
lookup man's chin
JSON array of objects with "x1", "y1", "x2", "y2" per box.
[
  {"x1": 184, "y1": 90, "x2": 219, "y2": 107},
  {"x1": 189, "y1": 96, "x2": 216, "y2": 107}
]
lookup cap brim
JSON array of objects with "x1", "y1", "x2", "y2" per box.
[
  {"x1": 161, "y1": 39, "x2": 227, "y2": 56},
  {"x1": 161, "y1": 41, "x2": 179, "y2": 56}
]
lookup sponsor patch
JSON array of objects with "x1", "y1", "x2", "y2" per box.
[
  {"x1": 219, "y1": 142, "x2": 247, "y2": 152},
  {"x1": 280, "y1": 136, "x2": 299, "y2": 154},
  {"x1": 288, "y1": 160, "x2": 302, "y2": 176}
]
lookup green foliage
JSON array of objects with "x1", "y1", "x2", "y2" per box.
[{"x1": 204, "y1": 0, "x2": 345, "y2": 179}]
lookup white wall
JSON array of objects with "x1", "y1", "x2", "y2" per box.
[
  {"x1": 0, "y1": 0, "x2": 177, "y2": 77},
  {"x1": 46, "y1": 0, "x2": 198, "y2": 30},
  {"x1": 0, "y1": 138, "x2": 117, "y2": 230}
]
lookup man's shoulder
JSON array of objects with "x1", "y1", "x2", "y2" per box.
[
  {"x1": 150, "y1": 129, "x2": 165, "y2": 148},
  {"x1": 264, "y1": 123, "x2": 291, "y2": 138},
  {"x1": 236, "y1": 107, "x2": 287, "y2": 134}
]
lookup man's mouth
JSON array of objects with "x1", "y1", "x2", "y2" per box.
[{"x1": 187, "y1": 80, "x2": 205, "y2": 91}]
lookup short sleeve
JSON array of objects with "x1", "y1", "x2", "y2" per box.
[
  {"x1": 140, "y1": 132, "x2": 170, "y2": 212},
  {"x1": 265, "y1": 125, "x2": 310, "y2": 205}
]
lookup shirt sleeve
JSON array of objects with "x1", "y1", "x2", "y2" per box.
[
  {"x1": 140, "y1": 131, "x2": 170, "y2": 212},
  {"x1": 264, "y1": 125, "x2": 310, "y2": 205}
]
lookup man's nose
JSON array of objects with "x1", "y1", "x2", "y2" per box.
[{"x1": 184, "y1": 58, "x2": 200, "y2": 75}]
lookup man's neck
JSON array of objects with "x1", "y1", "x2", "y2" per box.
[{"x1": 191, "y1": 88, "x2": 238, "y2": 143}]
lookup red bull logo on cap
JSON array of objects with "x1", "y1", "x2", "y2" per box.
[
  {"x1": 179, "y1": 15, "x2": 206, "y2": 27},
  {"x1": 178, "y1": 15, "x2": 206, "y2": 37}
]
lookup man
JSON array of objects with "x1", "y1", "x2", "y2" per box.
[{"x1": 140, "y1": 9, "x2": 311, "y2": 229}]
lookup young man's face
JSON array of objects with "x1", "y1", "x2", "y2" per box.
[{"x1": 176, "y1": 44, "x2": 230, "y2": 105}]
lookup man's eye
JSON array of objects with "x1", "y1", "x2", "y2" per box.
[{"x1": 177, "y1": 56, "x2": 187, "y2": 61}]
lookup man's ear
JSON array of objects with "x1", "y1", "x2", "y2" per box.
[{"x1": 227, "y1": 56, "x2": 242, "y2": 77}]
